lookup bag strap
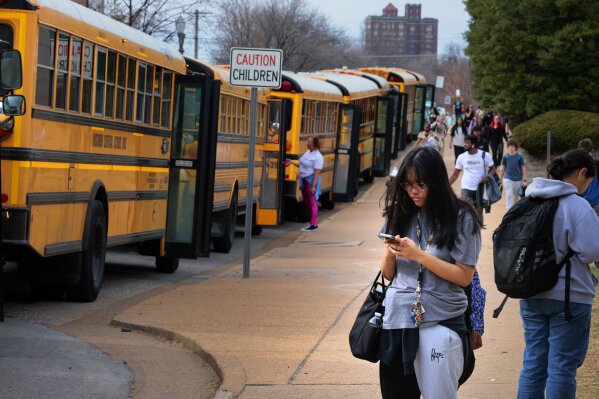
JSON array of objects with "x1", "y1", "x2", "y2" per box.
[
  {"x1": 561, "y1": 250, "x2": 575, "y2": 321},
  {"x1": 372, "y1": 271, "x2": 388, "y2": 297},
  {"x1": 492, "y1": 295, "x2": 509, "y2": 318}
]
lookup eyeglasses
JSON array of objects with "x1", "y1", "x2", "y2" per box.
[{"x1": 400, "y1": 181, "x2": 426, "y2": 192}]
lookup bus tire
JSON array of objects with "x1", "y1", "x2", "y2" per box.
[
  {"x1": 319, "y1": 194, "x2": 335, "y2": 210},
  {"x1": 213, "y1": 191, "x2": 237, "y2": 253},
  {"x1": 363, "y1": 172, "x2": 375, "y2": 183},
  {"x1": 66, "y1": 200, "x2": 107, "y2": 302},
  {"x1": 251, "y1": 205, "x2": 263, "y2": 236},
  {"x1": 156, "y1": 256, "x2": 179, "y2": 273}
]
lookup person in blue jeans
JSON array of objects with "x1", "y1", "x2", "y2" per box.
[
  {"x1": 499, "y1": 139, "x2": 527, "y2": 210},
  {"x1": 518, "y1": 149, "x2": 599, "y2": 399}
]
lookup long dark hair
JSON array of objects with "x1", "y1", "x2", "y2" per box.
[
  {"x1": 382, "y1": 147, "x2": 482, "y2": 250},
  {"x1": 547, "y1": 149, "x2": 596, "y2": 180}
]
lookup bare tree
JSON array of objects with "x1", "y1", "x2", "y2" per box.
[
  {"x1": 88, "y1": 0, "x2": 212, "y2": 47},
  {"x1": 436, "y1": 42, "x2": 474, "y2": 109},
  {"x1": 211, "y1": 0, "x2": 361, "y2": 71}
]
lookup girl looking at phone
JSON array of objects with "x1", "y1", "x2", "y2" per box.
[{"x1": 378, "y1": 146, "x2": 483, "y2": 398}]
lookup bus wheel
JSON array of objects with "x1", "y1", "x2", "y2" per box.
[
  {"x1": 319, "y1": 194, "x2": 335, "y2": 210},
  {"x1": 251, "y1": 205, "x2": 263, "y2": 236},
  {"x1": 156, "y1": 256, "x2": 179, "y2": 273},
  {"x1": 297, "y1": 201, "x2": 309, "y2": 223},
  {"x1": 363, "y1": 172, "x2": 375, "y2": 183},
  {"x1": 67, "y1": 200, "x2": 107, "y2": 302},
  {"x1": 213, "y1": 191, "x2": 238, "y2": 253}
]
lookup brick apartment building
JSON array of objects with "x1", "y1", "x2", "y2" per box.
[{"x1": 364, "y1": 3, "x2": 438, "y2": 57}]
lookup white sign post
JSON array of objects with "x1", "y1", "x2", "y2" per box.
[
  {"x1": 230, "y1": 48, "x2": 283, "y2": 88},
  {"x1": 230, "y1": 48, "x2": 283, "y2": 278},
  {"x1": 435, "y1": 75, "x2": 444, "y2": 89}
]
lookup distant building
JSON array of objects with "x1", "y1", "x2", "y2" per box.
[{"x1": 364, "y1": 3, "x2": 438, "y2": 57}]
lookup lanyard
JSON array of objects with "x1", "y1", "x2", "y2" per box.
[{"x1": 412, "y1": 211, "x2": 433, "y2": 327}]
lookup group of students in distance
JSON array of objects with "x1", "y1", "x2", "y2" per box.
[{"x1": 377, "y1": 127, "x2": 599, "y2": 397}]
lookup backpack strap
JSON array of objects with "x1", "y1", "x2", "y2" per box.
[{"x1": 561, "y1": 250, "x2": 575, "y2": 321}]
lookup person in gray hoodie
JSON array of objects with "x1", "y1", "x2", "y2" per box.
[{"x1": 517, "y1": 149, "x2": 599, "y2": 399}]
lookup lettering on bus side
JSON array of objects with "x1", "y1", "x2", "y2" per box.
[{"x1": 92, "y1": 133, "x2": 128, "y2": 150}]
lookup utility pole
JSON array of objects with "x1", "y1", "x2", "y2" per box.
[
  {"x1": 194, "y1": 10, "x2": 199, "y2": 59},
  {"x1": 194, "y1": 11, "x2": 210, "y2": 59}
]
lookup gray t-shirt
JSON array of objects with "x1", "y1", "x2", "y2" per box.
[{"x1": 382, "y1": 210, "x2": 481, "y2": 329}]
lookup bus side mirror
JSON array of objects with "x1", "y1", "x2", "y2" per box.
[
  {"x1": 2, "y1": 95, "x2": 25, "y2": 116},
  {"x1": 0, "y1": 49, "x2": 23, "y2": 90}
]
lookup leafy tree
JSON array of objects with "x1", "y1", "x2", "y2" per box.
[
  {"x1": 465, "y1": 0, "x2": 599, "y2": 124},
  {"x1": 211, "y1": 0, "x2": 362, "y2": 71}
]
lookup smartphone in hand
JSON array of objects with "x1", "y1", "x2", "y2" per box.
[{"x1": 378, "y1": 233, "x2": 398, "y2": 242}]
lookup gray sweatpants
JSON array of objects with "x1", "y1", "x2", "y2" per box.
[{"x1": 414, "y1": 324, "x2": 464, "y2": 398}]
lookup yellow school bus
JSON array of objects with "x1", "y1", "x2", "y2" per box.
[
  {"x1": 184, "y1": 60, "x2": 266, "y2": 252},
  {"x1": 359, "y1": 67, "x2": 435, "y2": 155},
  {"x1": 256, "y1": 72, "x2": 342, "y2": 225},
  {"x1": 323, "y1": 69, "x2": 394, "y2": 176},
  {"x1": 307, "y1": 71, "x2": 389, "y2": 201},
  {"x1": 0, "y1": 0, "x2": 222, "y2": 301}
]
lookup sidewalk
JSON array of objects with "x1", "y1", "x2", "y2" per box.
[{"x1": 114, "y1": 148, "x2": 524, "y2": 398}]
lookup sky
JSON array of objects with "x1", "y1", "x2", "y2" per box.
[
  {"x1": 304, "y1": 0, "x2": 470, "y2": 53},
  {"x1": 195, "y1": 0, "x2": 470, "y2": 62}
]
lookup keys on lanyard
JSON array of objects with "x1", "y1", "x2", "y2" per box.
[
  {"x1": 412, "y1": 211, "x2": 431, "y2": 328},
  {"x1": 411, "y1": 270, "x2": 425, "y2": 327}
]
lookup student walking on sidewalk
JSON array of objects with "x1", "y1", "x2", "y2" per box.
[
  {"x1": 448, "y1": 135, "x2": 496, "y2": 218},
  {"x1": 499, "y1": 139, "x2": 527, "y2": 210},
  {"x1": 517, "y1": 149, "x2": 599, "y2": 399},
  {"x1": 379, "y1": 146, "x2": 482, "y2": 399},
  {"x1": 286, "y1": 136, "x2": 323, "y2": 231},
  {"x1": 449, "y1": 117, "x2": 467, "y2": 163}
]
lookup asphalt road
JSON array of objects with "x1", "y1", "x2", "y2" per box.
[{"x1": 0, "y1": 220, "x2": 303, "y2": 399}]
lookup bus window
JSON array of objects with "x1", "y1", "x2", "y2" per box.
[
  {"x1": 94, "y1": 46, "x2": 106, "y2": 115},
  {"x1": 55, "y1": 32, "x2": 69, "y2": 110},
  {"x1": 81, "y1": 40, "x2": 94, "y2": 114},
  {"x1": 115, "y1": 54, "x2": 126, "y2": 119},
  {"x1": 0, "y1": 24, "x2": 13, "y2": 49},
  {"x1": 69, "y1": 37, "x2": 82, "y2": 112},
  {"x1": 0, "y1": 24, "x2": 13, "y2": 96},
  {"x1": 152, "y1": 67, "x2": 162, "y2": 125},
  {"x1": 126, "y1": 58, "x2": 135, "y2": 121},
  {"x1": 160, "y1": 70, "x2": 172, "y2": 128},
  {"x1": 35, "y1": 26, "x2": 56, "y2": 107},
  {"x1": 136, "y1": 62, "x2": 146, "y2": 122},
  {"x1": 105, "y1": 50, "x2": 116, "y2": 117},
  {"x1": 144, "y1": 64, "x2": 153, "y2": 124},
  {"x1": 172, "y1": 86, "x2": 201, "y2": 160}
]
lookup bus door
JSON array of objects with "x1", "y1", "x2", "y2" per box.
[
  {"x1": 333, "y1": 104, "x2": 360, "y2": 202},
  {"x1": 256, "y1": 99, "x2": 290, "y2": 225},
  {"x1": 165, "y1": 75, "x2": 218, "y2": 258},
  {"x1": 412, "y1": 85, "x2": 425, "y2": 139},
  {"x1": 397, "y1": 92, "x2": 408, "y2": 151},
  {"x1": 424, "y1": 84, "x2": 435, "y2": 121},
  {"x1": 373, "y1": 96, "x2": 393, "y2": 177},
  {"x1": 388, "y1": 92, "x2": 400, "y2": 159}
]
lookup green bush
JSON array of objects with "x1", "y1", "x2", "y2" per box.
[{"x1": 513, "y1": 110, "x2": 599, "y2": 156}]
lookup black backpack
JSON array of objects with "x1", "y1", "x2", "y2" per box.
[{"x1": 492, "y1": 195, "x2": 575, "y2": 320}]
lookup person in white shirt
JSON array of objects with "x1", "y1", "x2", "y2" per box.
[
  {"x1": 449, "y1": 134, "x2": 496, "y2": 217},
  {"x1": 286, "y1": 136, "x2": 323, "y2": 231}
]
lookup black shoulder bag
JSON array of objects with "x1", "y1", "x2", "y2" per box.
[{"x1": 349, "y1": 271, "x2": 387, "y2": 363}]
